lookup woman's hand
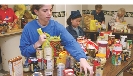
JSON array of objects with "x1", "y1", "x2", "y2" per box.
[
  {"x1": 102, "y1": 21, "x2": 105, "y2": 24},
  {"x1": 34, "y1": 32, "x2": 46, "y2": 49},
  {"x1": 80, "y1": 58, "x2": 94, "y2": 76},
  {"x1": 0, "y1": 20, "x2": 2, "y2": 23}
]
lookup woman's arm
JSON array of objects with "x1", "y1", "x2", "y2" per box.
[
  {"x1": 19, "y1": 27, "x2": 36, "y2": 58},
  {"x1": 57, "y1": 22, "x2": 87, "y2": 62}
]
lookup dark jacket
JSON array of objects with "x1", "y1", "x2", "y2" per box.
[
  {"x1": 66, "y1": 25, "x2": 84, "y2": 39},
  {"x1": 91, "y1": 10, "x2": 105, "y2": 23}
]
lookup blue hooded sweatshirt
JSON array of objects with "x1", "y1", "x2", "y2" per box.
[{"x1": 19, "y1": 19, "x2": 86, "y2": 62}]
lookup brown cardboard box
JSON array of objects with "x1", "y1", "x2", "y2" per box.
[{"x1": 82, "y1": 14, "x2": 94, "y2": 31}]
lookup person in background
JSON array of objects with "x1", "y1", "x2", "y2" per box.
[
  {"x1": 90, "y1": 4, "x2": 105, "y2": 41},
  {"x1": 19, "y1": 5, "x2": 94, "y2": 76},
  {"x1": 108, "y1": 8, "x2": 126, "y2": 39},
  {"x1": 91, "y1": 4, "x2": 105, "y2": 25},
  {"x1": 0, "y1": 5, "x2": 18, "y2": 24},
  {"x1": 108, "y1": 8, "x2": 126, "y2": 31},
  {"x1": 66, "y1": 10, "x2": 84, "y2": 40},
  {"x1": 0, "y1": 5, "x2": 18, "y2": 64}
]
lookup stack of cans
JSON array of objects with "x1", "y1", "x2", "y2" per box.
[
  {"x1": 36, "y1": 48, "x2": 43, "y2": 70},
  {"x1": 57, "y1": 63, "x2": 65, "y2": 76},
  {"x1": 43, "y1": 46, "x2": 54, "y2": 76}
]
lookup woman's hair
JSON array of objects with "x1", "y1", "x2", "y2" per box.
[
  {"x1": 95, "y1": 4, "x2": 102, "y2": 10},
  {"x1": 67, "y1": 10, "x2": 82, "y2": 26},
  {"x1": 0, "y1": 5, "x2": 1, "y2": 8},
  {"x1": 30, "y1": 5, "x2": 54, "y2": 15},
  {"x1": 117, "y1": 8, "x2": 126, "y2": 15}
]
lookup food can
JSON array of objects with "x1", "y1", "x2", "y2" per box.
[
  {"x1": 36, "y1": 48, "x2": 43, "y2": 59},
  {"x1": 57, "y1": 63, "x2": 65, "y2": 76},
  {"x1": 95, "y1": 66, "x2": 103, "y2": 76},
  {"x1": 32, "y1": 72, "x2": 43, "y2": 76},
  {"x1": 127, "y1": 40, "x2": 132, "y2": 49},
  {"x1": 37, "y1": 58, "x2": 42, "y2": 70},
  {"x1": 44, "y1": 46, "x2": 53, "y2": 60},
  {"x1": 44, "y1": 69, "x2": 53, "y2": 76},
  {"x1": 43, "y1": 59, "x2": 54, "y2": 70},
  {"x1": 30, "y1": 58, "x2": 38, "y2": 72},
  {"x1": 70, "y1": 57, "x2": 76, "y2": 69}
]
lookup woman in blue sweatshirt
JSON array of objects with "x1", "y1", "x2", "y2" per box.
[{"x1": 19, "y1": 5, "x2": 93, "y2": 76}]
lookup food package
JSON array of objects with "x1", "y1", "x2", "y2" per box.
[
  {"x1": 8, "y1": 56, "x2": 23, "y2": 76},
  {"x1": 90, "y1": 20, "x2": 101, "y2": 31},
  {"x1": 83, "y1": 14, "x2": 94, "y2": 31},
  {"x1": 56, "y1": 51, "x2": 68, "y2": 64}
]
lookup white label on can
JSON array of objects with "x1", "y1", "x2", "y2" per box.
[
  {"x1": 36, "y1": 49, "x2": 43, "y2": 58},
  {"x1": 57, "y1": 63, "x2": 65, "y2": 76},
  {"x1": 44, "y1": 46, "x2": 53, "y2": 59},
  {"x1": 99, "y1": 47, "x2": 106, "y2": 54},
  {"x1": 46, "y1": 59, "x2": 54, "y2": 69},
  {"x1": 104, "y1": 34, "x2": 108, "y2": 40},
  {"x1": 45, "y1": 69, "x2": 53, "y2": 76}
]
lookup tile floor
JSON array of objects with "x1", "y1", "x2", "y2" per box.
[{"x1": 0, "y1": 64, "x2": 9, "y2": 76}]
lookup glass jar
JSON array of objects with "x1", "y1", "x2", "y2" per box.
[
  {"x1": 87, "y1": 46, "x2": 96, "y2": 58},
  {"x1": 23, "y1": 64, "x2": 30, "y2": 72}
]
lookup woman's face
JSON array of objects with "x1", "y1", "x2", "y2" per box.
[
  {"x1": 34, "y1": 5, "x2": 53, "y2": 22},
  {"x1": 71, "y1": 17, "x2": 81, "y2": 27},
  {"x1": 118, "y1": 13, "x2": 124, "y2": 17},
  {"x1": 1, "y1": 5, "x2": 8, "y2": 9},
  {"x1": 96, "y1": 8, "x2": 102, "y2": 14}
]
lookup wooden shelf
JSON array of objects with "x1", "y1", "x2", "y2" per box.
[{"x1": 0, "y1": 29, "x2": 22, "y2": 37}]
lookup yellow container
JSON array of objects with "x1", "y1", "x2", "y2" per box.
[
  {"x1": 90, "y1": 20, "x2": 101, "y2": 31},
  {"x1": 56, "y1": 51, "x2": 68, "y2": 64}
]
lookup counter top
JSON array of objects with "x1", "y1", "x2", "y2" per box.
[
  {"x1": 0, "y1": 29, "x2": 22, "y2": 37},
  {"x1": 103, "y1": 50, "x2": 133, "y2": 76},
  {"x1": 5, "y1": 51, "x2": 133, "y2": 76}
]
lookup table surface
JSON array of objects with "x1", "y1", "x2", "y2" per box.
[
  {"x1": 84, "y1": 30, "x2": 133, "y2": 35},
  {"x1": 5, "y1": 51, "x2": 133, "y2": 76},
  {"x1": 103, "y1": 53, "x2": 133, "y2": 76}
]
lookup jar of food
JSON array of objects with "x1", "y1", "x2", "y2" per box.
[
  {"x1": 23, "y1": 64, "x2": 30, "y2": 72},
  {"x1": 98, "y1": 41, "x2": 108, "y2": 55}
]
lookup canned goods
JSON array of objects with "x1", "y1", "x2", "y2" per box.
[
  {"x1": 45, "y1": 69, "x2": 53, "y2": 76},
  {"x1": 28, "y1": 57, "x2": 36, "y2": 64},
  {"x1": 43, "y1": 59, "x2": 54, "y2": 70},
  {"x1": 36, "y1": 48, "x2": 43, "y2": 59},
  {"x1": 65, "y1": 56, "x2": 71, "y2": 69},
  {"x1": 57, "y1": 63, "x2": 65, "y2": 76},
  {"x1": 98, "y1": 41, "x2": 108, "y2": 55},
  {"x1": 87, "y1": 47, "x2": 96, "y2": 58},
  {"x1": 70, "y1": 57, "x2": 76, "y2": 69},
  {"x1": 111, "y1": 53, "x2": 122, "y2": 65},
  {"x1": 108, "y1": 35, "x2": 115, "y2": 46},
  {"x1": 37, "y1": 58, "x2": 42, "y2": 70},
  {"x1": 41, "y1": 59, "x2": 44, "y2": 70},
  {"x1": 120, "y1": 36, "x2": 127, "y2": 50},
  {"x1": 95, "y1": 66, "x2": 103, "y2": 76},
  {"x1": 127, "y1": 40, "x2": 132, "y2": 49},
  {"x1": 23, "y1": 64, "x2": 30, "y2": 72},
  {"x1": 123, "y1": 50, "x2": 130, "y2": 61},
  {"x1": 32, "y1": 72, "x2": 43, "y2": 76},
  {"x1": 30, "y1": 58, "x2": 38, "y2": 72},
  {"x1": 44, "y1": 46, "x2": 53, "y2": 60}
]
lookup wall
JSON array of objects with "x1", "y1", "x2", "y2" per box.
[
  {"x1": 82, "y1": 4, "x2": 133, "y2": 25},
  {"x1": 52, "y1": 5, "x2": 66, "y2": 26},
  {"x1": 66, "y1": 4, "x2": 82, "y2": 27},
  {"x1": 8, "y1": 4, "x2": 83, "y2": 27},
  {"x1": 53, "y1": 4, "x2": 82, "y2": 27}
]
